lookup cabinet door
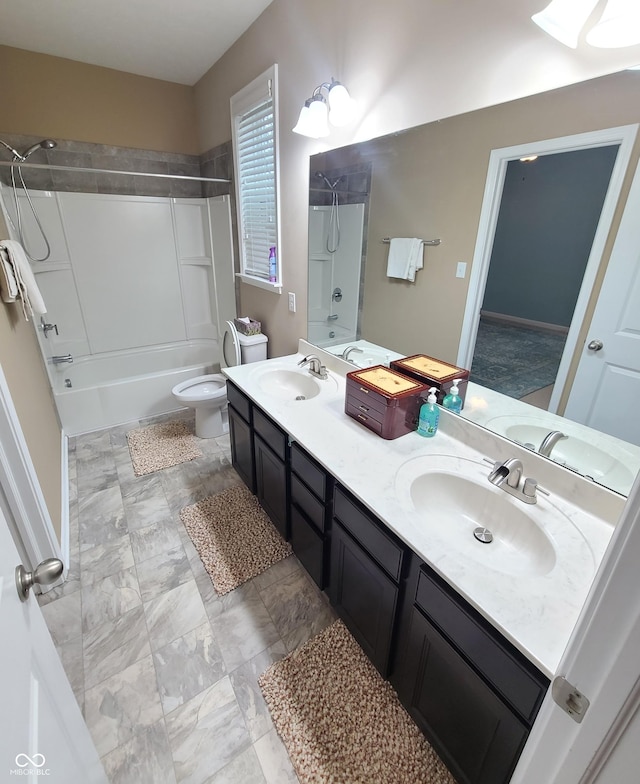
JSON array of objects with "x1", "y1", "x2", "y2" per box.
[
  {"x1": 329, "y1": 522, "x2": 398, "y2": 676},
  {"x1": 401, "y1": 606, "x2": 527, "y2": 784},
  {"x1": 229, "y1": 404, "x2": 254, "y2": 493},
  {"x1": 290, "y1": 505, "x2": 325, "y2": 588},
  {"x1": 254, "y1": 434, "x2": 288, "y2": 539}
]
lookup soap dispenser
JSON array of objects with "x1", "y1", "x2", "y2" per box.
[
  {"x1": 417, "y1": 387, "x2": 439, "y2": 437},
  {"x1": 443, "y1": 379, "x2": 463, "y2": 413}
]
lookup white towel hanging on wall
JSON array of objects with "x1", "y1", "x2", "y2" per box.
[
  {"x1": 0, "y1": 239, "x2": 47, "y2": 319},
  {"x1": 386, "y1": 238, "x2": 423, "y2": 281}
]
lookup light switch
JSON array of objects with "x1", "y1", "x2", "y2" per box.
[
  {"x1": 288, "y1": 292, "x2": 296, "y2": 312},
  {"x1": 456, "y1": 262, "x2": 467, "y2": 279}
]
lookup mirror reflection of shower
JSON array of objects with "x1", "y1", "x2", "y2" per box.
[
  {"x1": 314, "y1": 171, "x2": 342, "y2": 253},
  {"x1": 308, "y1": 170, "x2": 365, "y2": 347},
  {"x1": 0, "y1": 138, "x2": 57, "y2": 261}
]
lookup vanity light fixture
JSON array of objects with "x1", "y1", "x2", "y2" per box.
[
  {"x1": 520, "y1": 155, "x2": 539, "y2": 162},
  {"x1": 292, "y1": 79, "x2": 356, "y2": 138},
  {"x1": 532, "y1": 0, "x2": 640, "y2": 48}
]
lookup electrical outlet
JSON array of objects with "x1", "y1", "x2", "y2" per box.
[
  {"x1": 456, "y1": 262, "x2": 467, "y2": 279},
  {"x1": 288, "y1": 292, "x2": 296, "y2": 312}
]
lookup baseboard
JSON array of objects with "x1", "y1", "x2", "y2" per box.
[{"x1": 480, "y1": 310, "x2": 569, "y2": 335}]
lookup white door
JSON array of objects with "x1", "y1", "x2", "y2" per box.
[
  {"x1": 0, "y1": 495, "x2": 106, "y2": 783},
  {"x1": 564, "y1": 158, "x2": 640, "y2": 447}
]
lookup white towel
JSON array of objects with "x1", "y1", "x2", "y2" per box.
[
  {"x1": 0, "y1": 239, "x2": 47, "y2": 319},
  {"x1": 0, "y1": 247, "x2": 19, "y2": 303},
  {"x1": 386, "y1": 238, "x2": 423, "y2": 281}
]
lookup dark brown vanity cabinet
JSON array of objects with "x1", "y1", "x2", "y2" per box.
[
  {"x1": 329, "y1": 485, "x2": 408, "y2": 677},
  {"x1": 253, "y1": 408, "x2": 289, "y2": 540},
  {"x1": 393, "y1": 558, "x2": 549, "y2": 784},
  {"x1": 289, "y1": 443, "x2": 333, "y2": 589},
  {"x1": 227, "y1": 382, "x2": 255, "y2": 493}
]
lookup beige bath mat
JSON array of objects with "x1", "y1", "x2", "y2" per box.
[
  {"x1": 259, "y1": 620, "x2": 457, "y2": 784},
  {"x1": 180, "y1": 484, "x2": 293, "y2": 595},
  {"x1": 126, "y1": 421, "x2": 202, "y2": 476}
]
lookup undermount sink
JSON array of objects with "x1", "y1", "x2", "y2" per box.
[
  {"x1": 395, "y1": 455, "x2": 594, "y2": 579},
  {"x1": 254, "y1": 367, "x2": 338, "y2": 401}
]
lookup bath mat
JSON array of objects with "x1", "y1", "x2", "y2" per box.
[
  {"x1": 126, "y1": 421, "x2": 203, "y2": 476},
  {"x1": 179, "y1": 484, "x2": 293, "y2": 595},
  {"x1": 259, "y1": 620, "x2": 456, "y2": 784}
]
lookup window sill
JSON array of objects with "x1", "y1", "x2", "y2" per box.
[{"x1": 236, "y1": 273, "x2": 282, "y2": 294}]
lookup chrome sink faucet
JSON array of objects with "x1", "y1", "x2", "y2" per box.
[
  {"x1": 341, "y1": 346, "x2": 364, "y2": 362},
  {"x1": 487, "y1": 457, "x2": 549, "y2": 505},
  {"x1": 297, "y1": 354, "x2": 328, "y2": 380},
  {"x1": 538, "y1": 430, "x2": 567, "y2": 457}
]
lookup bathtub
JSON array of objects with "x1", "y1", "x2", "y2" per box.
[
  {"x1": 307, "y1": 321, "x2": 356, "y2": 348},
  {"x1": 52, "y1": 341, "x2": 217, "y2": 435}
]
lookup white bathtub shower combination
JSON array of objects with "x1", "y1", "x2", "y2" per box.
[
  {"x1": 1, "y1": 187, "x2": 236, "y2": 435},
  {"x1": 52, "y1": 342, "x2": 215, "y2": 435}
]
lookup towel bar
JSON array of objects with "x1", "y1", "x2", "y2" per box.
[{"x1": 382, "y1": 237, "x2": 441, "y2": 246}]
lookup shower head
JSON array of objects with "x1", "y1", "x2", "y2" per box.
[
  {"x1": 315, "y1": 171, "x2": 343, "y2": 190},
  {"x1": 21, "y1": 139, "x2": 57, "y2": 160}
]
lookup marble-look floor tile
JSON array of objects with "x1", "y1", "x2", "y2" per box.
[
  {"x1": 76, "y1": 463, "x2": 120, "y2": 495},
  {"x1": 130, "y1": 517, "x2": 183, "y2": 565},
  {"x1": 75, "y1": 429, "x2": 112, "y2": 463},
  {"x1": 40, "y1": 590, "x2": 82, "y2": 646},
  {"x1": 109, "y1": 421, "x2": 140, "y2": 449},
  {"x1": 81, "y1": 566, "x2": 142, "y2": 633},
  {"x1": 281, "y1": 601, "x2": 337, "y2": 653},
  {"x1": 136, "y1": 544, "x2": 192, "y2": 603},
  {"x1": 198, "y1": 460, "x2": 240, "y2": 499},
  {"x1": 250, "y1": 555, "x2": 301, "y2": 593},
  {"x1": 165, "y1": 676, "x2": 251, "y2": 784},
  {"x1": 80, "y1": 534, "x2": 135, "y2": 585},
  {"x1": 153, "y1": 622, "x2": 226, "y2": 714},
  {"x1": 84, "y1": 654, "x2": 164, "y2": 758},
  {"x1": 37, "y1": 561, "x2": 81, "y2": 606},
  {"x1": 229, "y1": 640, "x2": 287, "y2": 743},
  {"x1": 253, "y1": 727, "x2": 299, "y2": 784},
  {"x1": 258, "y1": 568, "x2": 330, "y2": 640},
  {"x1": 55, "y1": 633, "x2": 84, "y2": 704},
  {"x1": 206, "y1": 583, "x2": 280, "y2": 672},
  {"x1": 209, "y1": 746, "x2": 266, "y2": 784},
  {"x1": 121, "y1": 473, "x2": 172, "y2": 530},
  {"x1": 83, "y1": 605, "x2": 151, "y2": 689},
  {"x1": 160, "y1": 461, "x2": 206, "y2": 515},
  {"x1": 144, "y1": 579, "x2": 208, "y2": 652},
  {"x1": 100, "y1": 718, "x2": 177, "y2": 784},
  {"x1": 113, "y1": 444, "x2": 137, "y2": 486},
  {"x1": 78, "y1": 485, "x2": 126, "y2": 553}
]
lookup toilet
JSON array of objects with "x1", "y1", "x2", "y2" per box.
[{"x1": 172, "y1": 320, "x2": 268, "y2": 438}]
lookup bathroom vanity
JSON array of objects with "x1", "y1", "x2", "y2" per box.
[{"x1": 223, "y1": 341, "x2": 620, "y2": 784}]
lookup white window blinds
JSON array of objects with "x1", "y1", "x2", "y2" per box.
[{"x1": 231, "y1": 65, "x2": 281, "y2": 290}]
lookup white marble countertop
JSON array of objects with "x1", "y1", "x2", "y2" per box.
[{"x1": 224, "y1": 340, "x2": 623, "y2": 678}]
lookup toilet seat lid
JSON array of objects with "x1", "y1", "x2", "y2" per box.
[{"x1": 221, "y1": 320, "x2": 241, "y2": 368}]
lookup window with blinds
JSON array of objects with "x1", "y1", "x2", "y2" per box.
[{"x1": 231, "y1": 65, "x2": 281, "y2": 291}]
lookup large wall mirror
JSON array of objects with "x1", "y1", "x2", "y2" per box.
[{"x1": 307, "y1": 70, "x2": 640, "y2": 497}]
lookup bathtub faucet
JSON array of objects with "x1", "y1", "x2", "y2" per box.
[{"x1": 51, "y1": 354, "x2": 73, "y2": 365}]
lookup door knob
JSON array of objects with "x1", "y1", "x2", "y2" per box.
[
  {"x1": 15, "y1": 558, "x2": 64, "y2": 602},
  {"x1": 587, "y1": 339, "x2": 604, "y2": 351}
]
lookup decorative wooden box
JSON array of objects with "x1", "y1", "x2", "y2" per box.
[
  {"x1": 345, "y1": 366, "x2": 429, "y2": 440},
  {"x1": 390, "y1": 354, "x2": 470, "y2": 407}
]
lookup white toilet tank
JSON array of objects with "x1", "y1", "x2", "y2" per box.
[{"x1": 238, "y1": 332, "x2": 268, "y2": 364}]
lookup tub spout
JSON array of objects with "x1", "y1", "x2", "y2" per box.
[{"x1": 51, "y1": 354, "x2": 73, "y2": 365}]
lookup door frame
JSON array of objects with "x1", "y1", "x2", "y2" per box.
[
  {"x1": 456, "y1": 124, "x2": 638, "y2": 413},
  {"x1": 0, "y1": 361, "x2": 62, "y2": 572}
]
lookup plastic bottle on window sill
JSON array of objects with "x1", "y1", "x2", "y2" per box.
[{"x1": 269, "y1": 246, "x2": 277, "y2": 282}]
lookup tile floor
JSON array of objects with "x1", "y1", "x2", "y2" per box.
[{"x1": 38, "y1": 410, "x2": 338, "y2": 784}]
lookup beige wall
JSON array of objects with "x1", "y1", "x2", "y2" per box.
[
  {"x1": 0, "y1": 210, "x2": 62, "y2": 541},
  {"x1": 193, "y1": 0, "x2": 640, "y2": 358},
  {"x1": 0, "y1": 46, "x2": 199, "y2": 154}
]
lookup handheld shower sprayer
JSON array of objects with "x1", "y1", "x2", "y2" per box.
[{"x1": 0, "y1": 138, "x2": 58, "y2": 260}]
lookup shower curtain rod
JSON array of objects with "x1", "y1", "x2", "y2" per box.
[{"x1": 0, "y1": 160, "x2": 230, "y2": 183}]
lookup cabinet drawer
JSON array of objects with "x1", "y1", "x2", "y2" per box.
[
  {"x1": 333, "y1": 486, "x2": 404, "y2": 582},
  {"x1": 291, "y1": 443, "x2": 329, "y2": 501},
  {"x1": 345, "y1": 401, "x2": 384, "y2": 436},
  {"x1": 253, "y1": 408, "x2": 287, "y2": 461},
  {"x1": 227, "y1": 381, "x2": 251, "y2": 422},
  {"x1": 291, "y1": 474, "x2": 326, "y2": 533},
  {"x1": 415, "y1": 567, "x2": 548, "y2": 725},
  {"x1": 291, "y1": 505, "x2": 325, "y2": 589}
]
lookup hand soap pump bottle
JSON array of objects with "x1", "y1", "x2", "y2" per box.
[
  {"x1": 417, "y1": 387, "x2": 439, "y2": 438},
  {"x1": 443, "y1": 379, "x2": 463, "y2": 414}
]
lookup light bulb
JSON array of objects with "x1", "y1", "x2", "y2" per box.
[
  {"x1": 328, "y1": 82, "x2": 356, "y2": 127},
  {"x1": 292, "y1": 97, "x2": 329, "y2": 138},
  {"x1": 586, "y1": 0, "x2": 640, "y2": 48},
  {"x1": 532, "y1": 0, "x2": 600, "y2": 48}
]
